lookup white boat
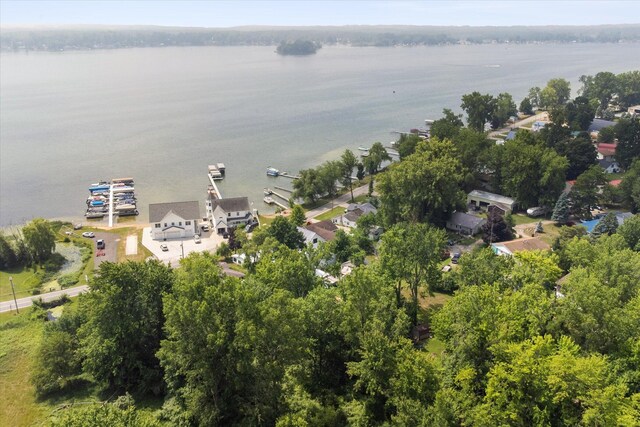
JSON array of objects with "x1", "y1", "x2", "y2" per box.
[
  {"x1": 357, "y1": 146, "x2": 369, "y2": 152},
  {"x1": 266, "y1": 167, "x2": 279, "y2": 177}
]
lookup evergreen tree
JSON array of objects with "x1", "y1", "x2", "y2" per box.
[
  {"x1": 519, "y1": 97, "x2": 533, "y2": 115},
  {"x1": 551, "y1": 192, "x2": 571, "y2": 224},
  {"x1": 535, "y1": 221, "x2": 544, "y2": 233},
  {"x1": 0, "y1": 233, "x2": 18, "y2": 269},
  {"x1": 591, "y1": 212, "x2": 619, "y2": 239},
  {"x1": 289, "y1": 205, "x2": 306, "y2": 227}
]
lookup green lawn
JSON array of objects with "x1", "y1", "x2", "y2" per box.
[
  {"x1": 0, "y1": 267, "x2": 42, "y2": 301},
  {"x1": 511, "y1": 213, "x2": 541, "y2": 225},
  {"x1": 314, "y1": 206, "x2": 345, "y2": 221},
  {"x1": 258, "y1": 215, "x2": 276, "y2": 227}
]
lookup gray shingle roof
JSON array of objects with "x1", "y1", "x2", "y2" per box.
[
  {"x1": 149, "y1": 201, "x2": 200, "y2": 223},
  {"x1": 211, "y1": 197, "x2": 251, "y2": 213},
  {"x1": 448, "y1": 212, "x2": 485, "y2": 229}
]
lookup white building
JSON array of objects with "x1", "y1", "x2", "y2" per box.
[
  {"x1": 297, "y1": 220, "x2": 337, "y2": 248},
  {"x1": 149, "y1": 201, "x2": 200, "y2": 241},
  {"x1": 207, "y1": 197, "x2": 254, "y2": 234},
  {"x1": 333, "y1": 202, "x2": 378, "y2": 228},
  {"x1": 467, "y1": 190, "x2": 516, "y2": 215},
  {"x1": 446, "y1": 212, "x2": 486, "y2": 236}
]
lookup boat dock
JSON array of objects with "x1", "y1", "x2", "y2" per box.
[
  {"x1": 264, "y1": 188, "x2": 289, "y2": 203},
  {"x1": 208, "y1": 163, "x2": 226, "y2": 181},
  {"x1": 207, "y1": 173, "x2": 223, "y2": 200},
  {"x1": 279, "y1": 171, "x2": 300, "y2": 180},
  {"x1": 85, "y1": 177, "x2": 138, "y2": 227},
  {"x1": 263, "y1": 196, "x2": 287, "y2": 210}
]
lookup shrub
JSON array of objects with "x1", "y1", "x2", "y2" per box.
[{"x1": 58, "y1": 274, "x2": 79, "y2": 288}]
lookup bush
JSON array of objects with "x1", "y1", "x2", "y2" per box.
[
  {"x1": 43, "y1": 252, "x2": 66, "y2": 273},
  {"x1": 58, "y1": 274, "x2": 80, "y2": 288}
]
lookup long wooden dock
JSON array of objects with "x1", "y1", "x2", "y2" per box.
[
  {"x1": 275, "y1": 186, "x2": 293, "y2": 193},
  {"x1": 208, "y1": 173, "x2": 223, "y2": 199},
  {"x1": 264, "y1": 188, "x2": 289, "y2": 203},
  {"x1": 263, "y1": 196, "x2": 287, "y2": 209},
  {"x1": 279, "y1": 172, "x2": 300, "y2": 180}
]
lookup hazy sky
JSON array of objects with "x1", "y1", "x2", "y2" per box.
[{"x1": 1, "y1": 1, "x2": 639, "y2": 27}]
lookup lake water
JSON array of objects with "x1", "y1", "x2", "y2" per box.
[{"x1": 1, "y1": 43, "x2": 639, "y2": 226}]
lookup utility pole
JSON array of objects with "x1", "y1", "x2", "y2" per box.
[
  {"x1": 181, "y1": 241, "x2": 184, "y2": 259},
  {"x1": 9, "y1": 276, "x2": 19, "y2": 314}
]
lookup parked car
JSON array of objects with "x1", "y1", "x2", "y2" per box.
[
  {"x1": 194, "y1": 235, "x2": 201, "y2": 244},
  {"x1": 201, "y1": 224, "x2": 210, "y2": 232},
  {"x1": 96, "y1": 239, "x2": 105, "y2": 249},
  {"x1": 82, "y1": 231, "x2": 95, "y2": 238},
  {"x1": 73, "y1": 223, "x2": 83, "y2": 230},
  {"x1": 451, "y1": 252, "x2": 461, "y2": 264},
  {"x1": 160, "y1": 244, "x2": 168, "y2": 251},
  {"x1": 526, "y1": 206, "x2": 549, "y2": 217}
]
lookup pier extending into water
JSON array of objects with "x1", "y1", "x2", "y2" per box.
[
  {"x1": 264, "y1": 188, "x2": 289, "y2": 203},
  {"x1": 263, "y1": 196, "x2": 287, "y2": 210}
]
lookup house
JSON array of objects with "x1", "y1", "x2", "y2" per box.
[
  {"x1": 467, "y1": 190, "x2": 516, "y2": 215},
  {"x1": 531, "y1": 121, "x2": 548, "y2": 132},
  {"x1": 232, "y1": 253, "x2": 258, "y2": 265},
  {"x1": 334, "y1": 202, "x2": 378, "y2": 228},
  {"x1": 599, "y1": 159, "x2": 621, "y2": 174},
  {"x1": 628, "y1": 105, "x2": 640, "y2": 115},
  {"x1": 588, "y1": 118, "x2": 616, "y2": 133},
  {"x1": 149, "y1": 201, "x2": 200, "y2": 241},
  {"x1": 597, "y1": 143, "x2": 617, "y2": 162},
  {"x1": 491, "y1": 237, "x2": 550, "y2": 256},
  {"x1": 340, "y1": 261, "x2": 356, "y2": 276},
  {"x1": 315, "y1": 269, "x2": 339, "y2": 286},
  {"x1": 207, "y1": 196, "x2": 254, "y2": 234},
  {"x1": 446, "y1": 212, "x2": 486, "y2": 236},
  {"x1": 298, "y1": 220, "x2": 337, "y2": 247}
]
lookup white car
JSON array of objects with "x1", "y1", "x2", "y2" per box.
[
  {"x1": 526, "y1": 207, "x2": 549, "y2": 217},
  {"x1": 82, "y1": 231, "x2": 95, "y2": 238},
  {"x1": 160, "y1": 244, "x2": 168, "y2": 251},
  {"x1": 194, "y1": 235, "x2": 201, "y2": 244}
]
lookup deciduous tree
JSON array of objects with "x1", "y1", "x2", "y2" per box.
[
  {"x1": 22, "y1": 218, "x2": 56, "y2": 263},
  {"x1": 461, "y1": 91, "x2": 495, "y2": 132}
]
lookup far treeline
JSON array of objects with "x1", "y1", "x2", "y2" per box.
[{"x1": 2, "y1": 24, "x2": 640, "y2": 51}]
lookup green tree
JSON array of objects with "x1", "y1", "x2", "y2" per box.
[
  {"x1": 451, "y1": 246, "x2": 514, "y2": 288},
  {"x1": 551, "y1": 192, "x2": 571, "y2": 224},
  {"x1": 340, "y1": 149, "x2": 358, "y2": 201},
  {"x1": 429, "y1": 108, "x2": 464, "y2": 141},
  {"x1": 614, "y1": 116, "x2": 640, "y2": 169},
  {"x1": 0, "y1": 233, "x2": 18, "y2": 269},
  {"x1": 543, "y1": 77, "x2": 571, "y2": 109},
  {"x1": 519, "y1": 97, "x2": 533, "y2": 115},
  {"x1": 395, "y1": 133, "x2": 421, "y2": 160},
  {"x1": 597, "y1": 125, "x2": 616, "y2": 143},
  {"x1": 331, "y1": 229, "x2": 354, "y2": 264},
  {"x1": 452, "y1": 128, "x2": 494, "y2": 186},
  {"x1": 356, "y1": 162, "x2": 365, "y2": 180},
  {"x1": 579, "y1": 71, "x2": 619, "y2": 109},
  {"x1": 377, "y1": 139, "x2": 466, "y2": 226},
  {"x1": 289, "y1": 204, "x2": 306, "y2": 227},
  {"x1": 379, "y1": 222, "x2": 446, "y2": 325},
  {"x1": 78, "y1": 260, "x2": 173, "y2": 393},
  {"x1": 22, "y1": 218, "x2": 55, "y2": 263},
  {"x1": 293, "y1": 168, "x2": 321, "y2": 204},
  {"x1": 570, "y1": 165, "x2": 607, "y2": 219},
  {"x1": 461, "y1": 91, "x2": 495, "y2": 132},
  {"x1": 528, "y1": 86, "x2": 542, "y2": 109},
  {"x1": 618, "y1": 214, "x2": 640, "y2": 250},
  {"x1": 49, "y1": 402, "x2": 161, "y2": 427},
  {"x1": 255, "y1": 244, "x2": 318, "y2": 297},
  {"x1": 555, "y1": 136, "x2": 598, "y2": 180},
  {"x1": 617, "y1": 70, "x2": 640, "y2": 108},
  {"x1": 363, "y1": 142, "x2": 391, "y2": 175},
  {"x1": 566, "y1": 96, "x2": 596, "y2": 130},
  {"x1": 591, "y1": 212, "x2": 619, "y2": 239},
  {"x1": 490, "y1": 92, "x2": 517, "y2": 129},
  {"x1": 619, "y1": 159, "x2": 640, "y2": 212},
  {"x1": 267, "y1": 216, "x2": 305, "y2": 249},
  {"x1": 318, "y1": 160, "x2": 342, "y2": 200}
]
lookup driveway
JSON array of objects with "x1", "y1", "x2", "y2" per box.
[
  {"x1": 92, "y1": 231, "x2": 117, "y2": 269},
  {"x1": 141, "y1": 227, "x2": 225, "y2": 266}
]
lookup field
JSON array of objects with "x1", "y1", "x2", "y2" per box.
[{"x1": 314, "y1": 206, "x2": 345, "y2": 221}]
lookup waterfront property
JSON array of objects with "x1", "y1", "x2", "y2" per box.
[
  {"x1": 446, "y1": 211, "x2": 486, "y2": 236},
  {"x1": 467, "y1": 190, "x2": 516, "y2": 215},
  {"x1": 333, "y1": 202, "x2": 378, "y2": 228},
  {"x1": 149, "y1": 201, "x2": 200, "y2": 240},
  {"x1": 298, "y1": 220, "x2": 338, "y2": 247},
  {"x1": 208, "y1": 196, "x2": 254, "y2": 234}
]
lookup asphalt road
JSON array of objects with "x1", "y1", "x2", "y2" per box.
[{"x1": 0, "y1": 285, "x2": 89, "y2": 313}]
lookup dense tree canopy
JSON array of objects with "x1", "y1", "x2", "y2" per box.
[
  {"x1": 22, "y1": 218, "x2": 56, "y2": 263},
  {"x1": 461, "y1": 91, "x2": 495, "y2": 131}
]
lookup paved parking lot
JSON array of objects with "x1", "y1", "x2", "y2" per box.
[
  {"x1": 94, "y1": 231, "x2": 118, "y2": 268},
  {"x1": 141, "y1": 227, "x2": 225, "y2": 266}
]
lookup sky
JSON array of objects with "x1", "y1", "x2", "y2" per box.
[{"x1": 1, "y1": 1, "x2": 639, "y2": 27}]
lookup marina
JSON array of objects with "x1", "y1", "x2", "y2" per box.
[{"x1": 84, "y1": 177, "x2": 138, "y2": 227}]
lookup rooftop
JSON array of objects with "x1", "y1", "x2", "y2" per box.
[
  {"x1": 468, "y1": 190, "x2": 516, "y2": 206},
  {"x1": 495, "y1": 237, "x2": 550, "y2": 253},
  {"x1": 588, "y1": 118, "x2": 616, "y2": 132},
  {"x1": 448, "y1": 211, "x2": 486, "y2": 229},
  {"x1": 210, "y1": 196, "x2": 251, "y2": 213},
  {"x1": 306, "y1": 220, "x2": 337, "y2": 241},
  {"x1": 149, "y1": 201, "x2": 200, "y2": 223}
]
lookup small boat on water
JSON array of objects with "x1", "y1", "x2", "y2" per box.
[
  {"x1": 267, "y1": 167, "x2": 280, "y2": 177},
  {"x1": 358, "y1": 146, "x2": 369, "y2": 152},
  {"x1": 263, "y1": 196, "x2": 275, "y2": 205}
]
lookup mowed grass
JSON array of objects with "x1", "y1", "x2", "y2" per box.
[
  {"x1": 314, "y1": 206, "x2": 345, "y2": 222},
  {"x1": 511, "y1": 213, "x2": 542, "y2": 225}
]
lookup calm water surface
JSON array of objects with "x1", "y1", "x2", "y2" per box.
[{"x1": 1, "y1": 44, "x2": 639, "y2": 225}]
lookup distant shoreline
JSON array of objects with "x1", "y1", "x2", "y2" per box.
[{"x1": 3, "y1": 23, "x2": 640, "y2": 52}]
